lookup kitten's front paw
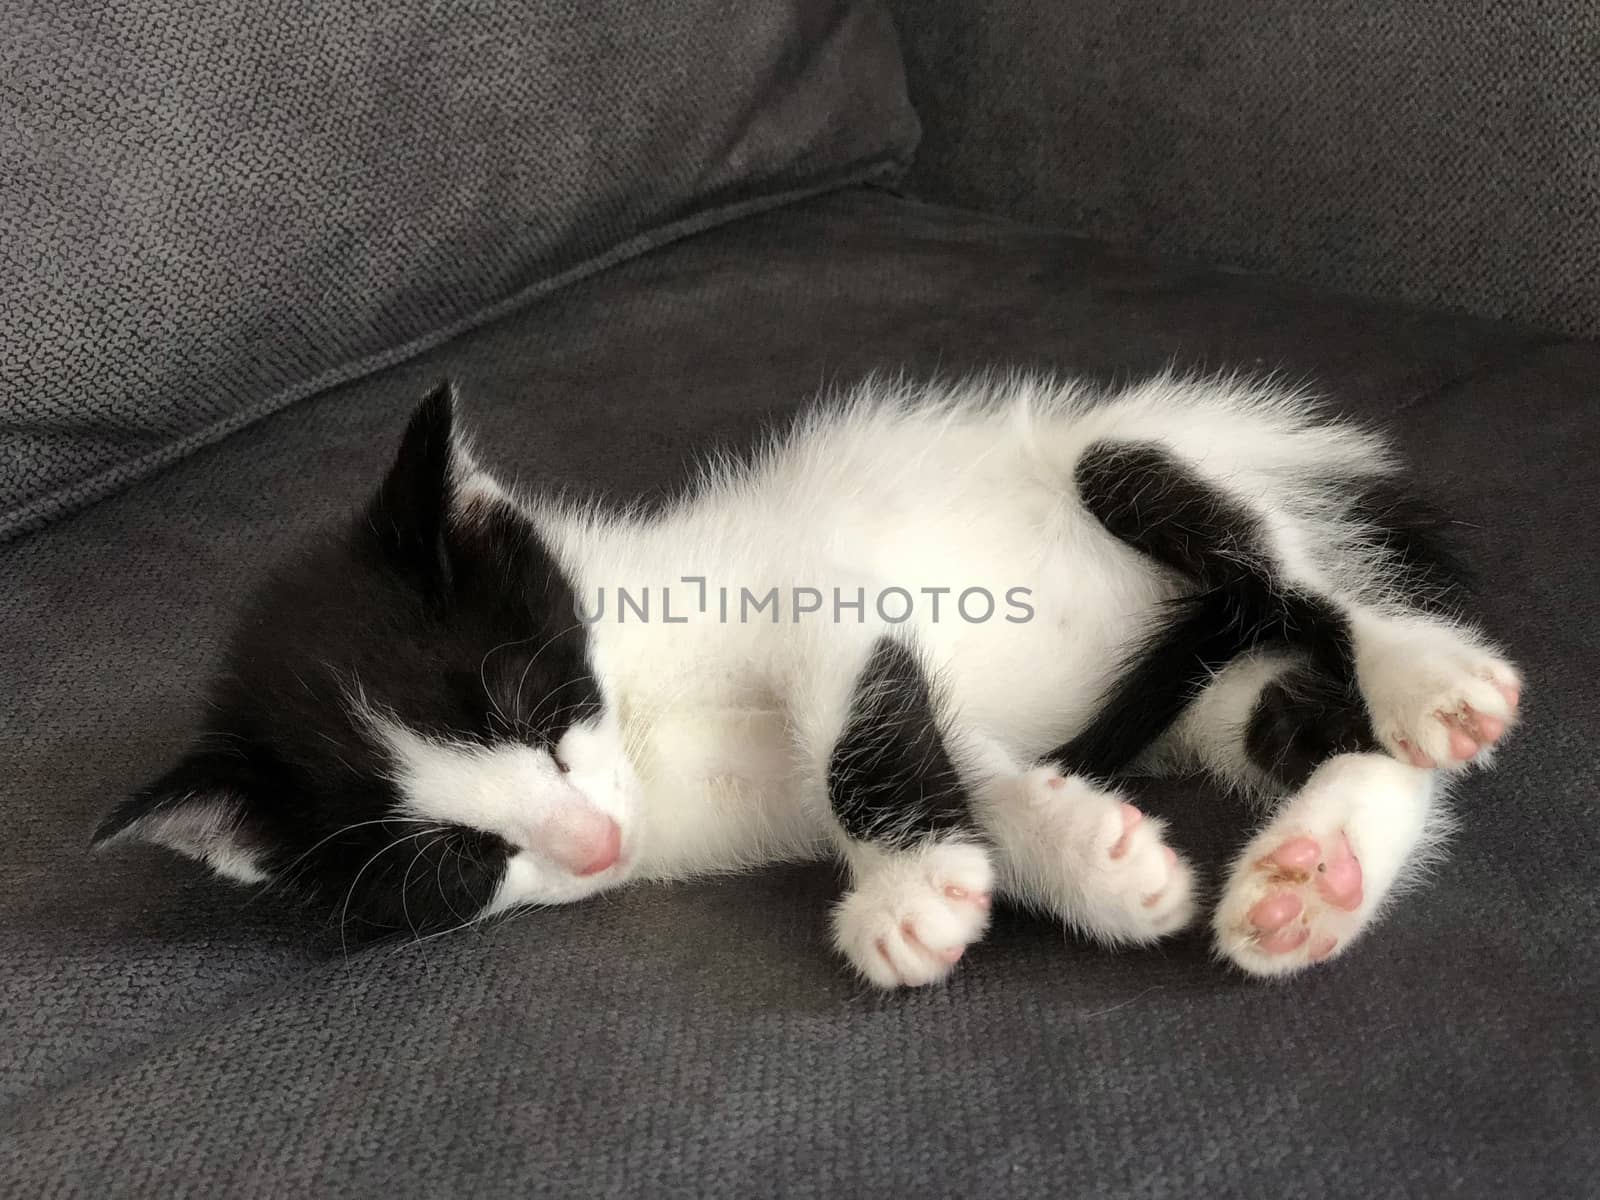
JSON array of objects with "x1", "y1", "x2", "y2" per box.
[
  {"x1": 832, "y1": 841, "x2": 994, "y2": 988},
  {"x1": 1360, "y1": 623, "x2": 1522, "y2": 771}
]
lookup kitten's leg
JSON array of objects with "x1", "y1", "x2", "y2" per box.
[
  {"x1": 1059, "y1": 427, "x2": 1522, "y2": 781},
  {"x1": 965, "y1": 738, "x2": 1197, "y2": 946},
  {"x1": 1051, "y1": 401, "x2": 1520, "y2": 971},
  {"x1": 1156, "y1": 651, "x2": 1380, "y2": 793},
  {"x1": 1349, "y1": 609, "x2": 1522, "y2": 772},
  {"x1": 815, "y1": 637, "x2": 995, "y2": 989}
]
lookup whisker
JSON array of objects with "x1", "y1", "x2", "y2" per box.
[
  {"x1": 247, "y1": 816, "x2": 439, "y2": 903},
  {"x1": 510, "y1": 620, "x2": 589, "y2": 726},
  {"x1": 400, "y1": 830, "x2": 453, "y2": 946},
  {"x1": 337, "y1": 828, "x2": 445, "y2": 960},
  {"x1": 478, "y1": 633, "x2": 545, "y2": 731}
]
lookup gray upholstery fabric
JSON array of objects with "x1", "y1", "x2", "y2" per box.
[
  {"x1": 0, "y1": 0, "x2": 917, "y2": 542},
  {"x1": 886, "y1": 0, "x2": 1600, "y2": 338},
  {"x1": 3, "y1": 192, "x2": 1594, "y2": 1196}
]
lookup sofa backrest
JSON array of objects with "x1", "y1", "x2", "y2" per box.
[
  {"x1": 0, "y1": 0, "x2": 917, "y2": 541},
  {"x1": 887, "y1": 0, "x2": 1599, "y2": 338}
]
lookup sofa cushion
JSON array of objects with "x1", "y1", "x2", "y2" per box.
[
  {"x1": 2, "y1": 191, "x2": 1594, "y2": 1195},
  {"x1": 0, "y1": 0, "x2": 917, "y2": 541}
]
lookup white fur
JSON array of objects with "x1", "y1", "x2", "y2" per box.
[
  {"x1": 102, "y1": 801, "x2": 272, "y2": 885},
  {"x1": 975, "y1": 764, "x2": 1197, "y2": 945},
  {"x1": 361, "y1": 705, "x2": 644, "y2": 907},
  {"x1": 386, "y1": 373, "x2": 1518, "y2": 983},
  {"x1": 832, "y1": 839, "x2": 995, "y2": 987},
  {"x1": 1351, "y1": 610, "x2": 1522, "y2": 769}
]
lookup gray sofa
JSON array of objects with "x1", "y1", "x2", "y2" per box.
[{"x1": 3, "y1": 3, "x2": 1595, "y2": 1195}]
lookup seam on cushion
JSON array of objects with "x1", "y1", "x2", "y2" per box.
[
  {"x1": 0, "y1": 155, "x2": 911, "y2": 547},
  {"x1": 1388, "y1": 336, "x2": 1572, "y2": 415}
]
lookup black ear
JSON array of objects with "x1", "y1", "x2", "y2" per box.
[
  {"x1": 367, "y1": 381, "x2": 461, "y2": 587},
  {"x1": 93, "y1": 745, "x2": 274, "y2": 884}
]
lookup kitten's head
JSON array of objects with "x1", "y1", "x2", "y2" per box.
[{"x1": 95, "y1": 383, "x2": 639, "y2": 936}]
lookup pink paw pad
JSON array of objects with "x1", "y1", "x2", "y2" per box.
[
  {"x1": 1240, "y1": 832, "x2": 1365, "y2": 963},
  {"x1": 1264, "y1": 837, "x2": 1321, "y2": 874},
  {"x1": 1446, "y1": 723, "x2": 1479, "y2": 760},
  {"x1": 1471, "y1": 712, "x2": 1507, "y2": 743},
  {"x1": 1397, "y1": 738, "x2": 1435, "y2": 768},
  {"x1": 1248, "y1": 892, "x2": 1302, "y2": 932},
  {"x1": 1258, "y1": 925, "x2": 1311, "y2": 955},
  {"x1": 944, "y1": 884, "x2": 992, "y2": 910},
  {"x1": 1109, "y1": 804, "x2": 1143, "y2": 860},
  {"x1": 1314, "y1": 833, "x2": 1363, "y2": 911}
]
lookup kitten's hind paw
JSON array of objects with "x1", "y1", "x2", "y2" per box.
[
  {"x1": 832, "y1": 841, "x2": 994, "y2": 988},
  {"x1": 1357, "y1": 619, "x2": 1522, "y2": 771},
  {"x1": 1213, "y1": 753, "x2": 1432, "y2": 977}
]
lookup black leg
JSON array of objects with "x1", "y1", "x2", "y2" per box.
[
  {"x1": 1055, "y1": 440, "x2": 1357, "y2": 776},
  {"x1": 827, "y1": 638, "x2": 978, "y2": 848},
  {"x1": 825, "y1": 638, "x2": 996, "y2": 988},
  {"x1": 1058, "y1": 441, "x2": 1476, "y2": 782}
]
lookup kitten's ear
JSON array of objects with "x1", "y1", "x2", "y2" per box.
[
  {"x1": 93, "y1": 745, "x2": 274, "y2": 885},
  {"x1": 366, "y1": 380, "x2": 462, "y2": 586}
]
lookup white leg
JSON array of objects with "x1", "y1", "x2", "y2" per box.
[{"x1": 1213, "y1": 752, "x2": 1443, "y2": 975}]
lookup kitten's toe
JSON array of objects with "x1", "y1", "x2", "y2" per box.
[
  {"x1": 1087, "y1": 800, "x2": 1196, "y2": 939},
  {"x1": 1218, "y1": 829, "x2": 1365, "y2": 976}
]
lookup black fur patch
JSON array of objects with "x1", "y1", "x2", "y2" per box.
[
  {"x1": 96, "y1": 383, "x2": 598, "y2": 937},
  {"x1": 827, "y1": 638, "x2": 976, "y2": 848},
  {"x1": 1346, "y1": 475, "x2": 1473, "y2": 615},
  {"x1": 1063, "y1": 441, "x2": 1471, "y2": 781},
  {"x1": 1058, "y1": 439, "x2": 1358, "y2": 776},
  {"x1": 1245, "y1": 663, "x2": 1380, "y2": 789},
  {"x1": 1053, "y1": 590, "x2": 1265, "y2": 777},
  {"x1": 1075, "y1": 440, "x2": 1271, "y2": 589}
]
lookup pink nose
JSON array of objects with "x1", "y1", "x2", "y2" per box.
[
  {"x1": 573, "y1": 817, "x2": 623, "y2": 877},
  {"x1": 539, "y1": 809, "x2": 623, "y2": 878}
]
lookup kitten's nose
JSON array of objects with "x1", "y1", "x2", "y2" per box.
[
  {"x1": 573, "y1": 816, "x2": 622, "y2": 877},
  {"x1": 541, "y1": 809, "x2": 623, "y2": 877}
]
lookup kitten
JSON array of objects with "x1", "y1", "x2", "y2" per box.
[{"x1": 95, "y1": 374, "x2": 1522, "y2": 984}]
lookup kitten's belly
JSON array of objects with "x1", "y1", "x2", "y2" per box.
[
  {"x1": 623, "y1": 700, "x2": 825, "y2": 880},
  {"x1": 883, "y1": 512, "x2": 1179, "y2": 760}
]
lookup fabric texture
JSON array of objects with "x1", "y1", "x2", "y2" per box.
[
  {"x1": 2, "y1": 191, "x2": 1594, "y2": 1197},
  {"x1": 886, "y1": 0, "x2": 1600, "y2": 338},
  {"x1": 0, "y1": 0, "x2": 917, "y2": 542}
]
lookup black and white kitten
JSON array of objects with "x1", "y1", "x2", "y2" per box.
[{"x1": 96, "y1": 375, "x2": 1522, "y2": 984}]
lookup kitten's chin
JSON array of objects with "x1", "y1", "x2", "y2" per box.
[{"x1": 482, "y1": 846, "x2": 634, "y2": 916}]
